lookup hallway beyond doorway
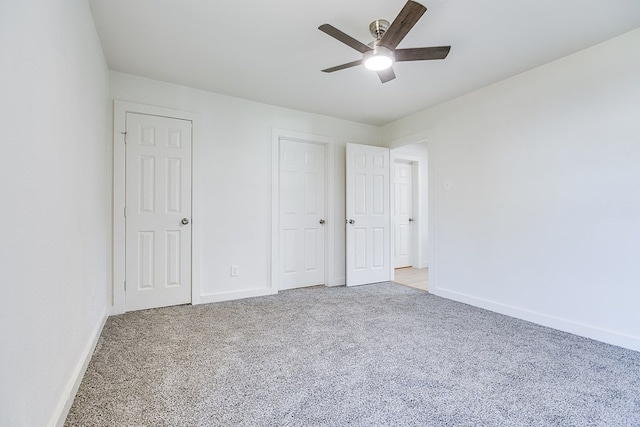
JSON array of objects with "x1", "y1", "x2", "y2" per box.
[{"x1": 393, "y1": 267, "x2": 428, "y2": 291}]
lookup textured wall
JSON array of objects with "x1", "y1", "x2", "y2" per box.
[
  {"x1": 383, "y1": 28, "x2": 640, "y2": 351},
  {"x1": 0, "y1": 0, "x2": 110, "y2": 425},
  {"x1": 109, "y1": 71, "x2": 381, "y2": 299}
]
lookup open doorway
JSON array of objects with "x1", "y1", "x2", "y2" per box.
[
  {"x1": 391, "y1": 141, "x2": 429, "y2": 291},
  {"x1": 394, "y1": 267, "x2": 428, "y2": 290}
]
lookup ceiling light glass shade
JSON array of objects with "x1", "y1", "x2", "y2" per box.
[
  {"x1": 363, "y1": 46, "x2": 394, "y2": 71},
  {"x1": 364, "y1": 55, "x2": 393, "y2": 71}
]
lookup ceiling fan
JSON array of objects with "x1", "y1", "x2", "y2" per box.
[{"x1": 318, "y1": 0, "x2": 451, "y2": 83}]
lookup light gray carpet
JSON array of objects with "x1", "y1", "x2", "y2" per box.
[{"x1": 65, "y1": 283, "x2": 640, "y2": 426}]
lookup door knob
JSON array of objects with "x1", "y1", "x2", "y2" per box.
[
  {"x1": 319, "y1": 219, "x2": 325, "y2": 224},
  {"x1": 181, "y1": 218, "x2": 190, "y2": 225},
  {"x1": 408, "y1": 218, "x2": 414, "y2": 222},
  {"x1": 348, "y1": 219, "x2": 355, "y2": 224}
]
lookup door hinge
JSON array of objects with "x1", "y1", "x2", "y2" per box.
[
  {"x1": 124, "y1": 207, "x2": 126, "y2": 218},
  {"x1": 124, "y1": 280, "x2": 127, "y2": 291},
  {"x1": 121, "y1": 131, "x2": 127, "y2": 143}
]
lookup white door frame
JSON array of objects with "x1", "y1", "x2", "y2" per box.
[
  {"x1": 271, "y1": 129, "x2": 335, "y2": 290},
  {"x1": 391, "y1": 156, "x2": 420, "y2": 270},
  {"x1": 389, "y1": 130, "x2": 434, "y2": 287},
  {"x1": 113, "y1": 100, "x2": 200, "y2": 315}
]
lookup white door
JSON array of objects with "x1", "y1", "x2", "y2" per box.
[
  {"x1": 394, "y1": 161, "x2": 413, "y2": 268},
  {"x1": 346, "y1": 143, "x2": 390, "y2": 286},
  {"x1": 279, "y1": 140, "x2": 326, "y2": 289},
  {"x1": 125, "y1": 112, "x2": 192, "y2": 311}
]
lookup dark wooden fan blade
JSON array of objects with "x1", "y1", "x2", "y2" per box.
[
  {"x1": 394, "y1": 46, "x2": 451, "y2": 61},
  {"x1": 318, "y1": 24, "x2": 371, "y2": 53},
  {"x1": 321, "y1": 59, "x2": 363, "y2": 73},
  {"x1": 377, "y1": 67, "x2": 396, "y2": 83},
  {"x1": 378, "y1": 1, "x2": 427, "y2": 50}
]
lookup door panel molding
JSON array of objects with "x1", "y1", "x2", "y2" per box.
[
  {"x1": 113, "y1": 100, "x2": 199, "y2": 315},
  {"x1": 271, "y1": 129, "x2": 335, "y2": 291},
  {"x1": 279, "y1": 140, "x2": 325, "y2": 289},
  {"x1": 346, "y1": 143, "x2": 391, "y2": 286},
  {"x1": 124, "y1": 112, "x2": 191, "y2": 311},
  {"x1": 393, "y1": 159, "x2": 415, "y2": 268}
]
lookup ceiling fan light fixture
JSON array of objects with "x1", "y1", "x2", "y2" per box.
[
  {"x1": 319, "y1": 1, "x2": 450, "y2": 83},
  {"x1": 363, "y1": 46, "x2": 394, "y2": 71}
]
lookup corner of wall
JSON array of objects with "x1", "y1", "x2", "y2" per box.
[
  {"x1": 432, "y1": 287, "x2": 640, "y2": 353},
  {"x1": 52, "y1": 311, "x2": 108, "y2": 427}
]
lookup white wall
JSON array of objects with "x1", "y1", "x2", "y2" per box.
[
  {"x1": 382, "y1": 28, "x2": 640, "y2": 351},
  {"x1": 110, "y1": 72, "x2": 381, "y2": 301},
  {"x1": 0, "y1": 0, "x2": 110, "y2": 426}
]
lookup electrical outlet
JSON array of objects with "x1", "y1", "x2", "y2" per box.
[{"x1": 231, "y1": 265, "x2": 240, "y2": 277}]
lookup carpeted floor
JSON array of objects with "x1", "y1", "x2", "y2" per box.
[{"x1": 65, "y1": 283, "x2": 640, "y2": 426}]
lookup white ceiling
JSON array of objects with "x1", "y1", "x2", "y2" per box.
[{"x1": 89, "y1": 0, "x2": 640, "y2": 126}]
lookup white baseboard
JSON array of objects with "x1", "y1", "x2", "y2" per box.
[
  {"x1": 432, "y1": 287, "x2": 640, "y2": 352},
  {"x1": 198, "y1": 288, "x2": 277, "y2": 304},
  {"x1": 53, "y1": 310, "x2": 108, "y2": 427}
]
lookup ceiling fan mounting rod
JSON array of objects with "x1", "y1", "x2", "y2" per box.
[{"x1": 369, "y1": 19, "x2": 390, "y2": 40}]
